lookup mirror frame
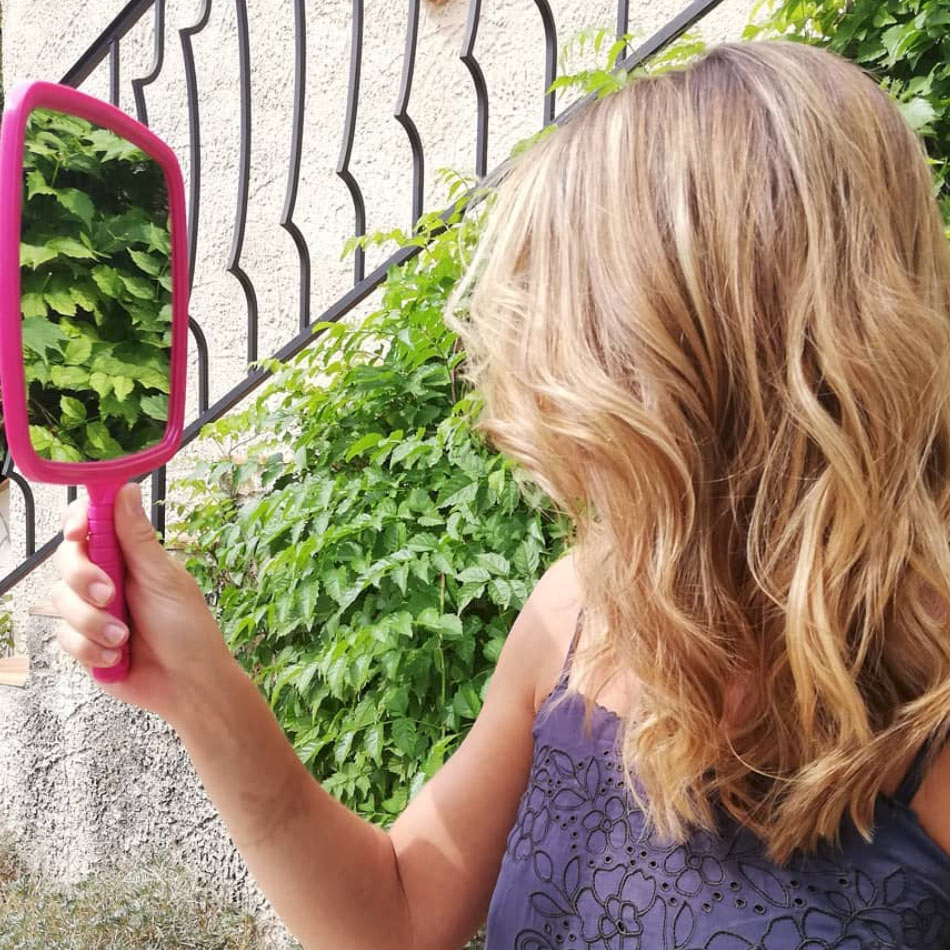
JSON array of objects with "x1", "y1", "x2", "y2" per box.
[{"x1": 0, "y1": 80, "x2": 189, "y2": 485}]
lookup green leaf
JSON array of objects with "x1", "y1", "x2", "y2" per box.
[
  {"x1": 140, "y1": 393, "x2": 169, "y2": 421},
  {"x1": 60, "y1": 395, "x2": 87, "y2": 424},
  {"x1": 100, "y1": 392, "x2": 139, "y2": 427},
  {"x1": 22, "y1": 316, "x2": 67, "y2": 362},
  {"x1": 120, "y1": 273, "x2": 156, "y2": 300},
  {"x1": 69, "y1": 283, "x2": 100, "y2": 314},
  {"x1": 112, "y1": 376, "x2": 135, "y2": 401},
  {"x1": 21, "y1": 292, "x2": 48, "y2": 319},
  {"x1": 55, "y1": 188, "x2": 95, "y2": 229},
  {"x1": 88, "y1": 371, "x2": 113, "y2": 399},
  {"x1": 392, "y1": 718, "x2": 416, "y2": 756},
  {"x1": 128, "y1": 248, "x2": 163, "y2": 276},
  {"x1": 898, "y1": 96, "x2": 937, "y2": 131},
  {"x1": 50, "y1": 365, "x2": 89, "y2": 389},
  {"x1": 25, "y1": 169, "x2": 56, "y2": 199},
  {"x1": 345, "y1": 432, "x2": 384, "y2": 460},
  {"x1": 28, "y1": 425, "x2": 53, "y2": 452},
  {"x1": 20, "y1": 242, "x2": 58, "y2": 269},
  {"x1": 64, "y1": 336, "x2": 93, "y2": 366},
  {"x1": 91, "y1": 265, "x2": 125, "y2": 298},
  {"x1": 452, "y1": 683, "x2": 481, "y2": 720},
  {"x1": 45, "y1": 289, "x2": 77, "y2": 316},
  {"x1": 47, "y1": 236, "x2": 97, "y2": 260},
  {"x1": 84, "y1": 420, "x2": 124, "y2": 458}
]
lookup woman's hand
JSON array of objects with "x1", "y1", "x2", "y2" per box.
[{"x1": 51, "y1": 481, "x2": 236, "y2": 724}]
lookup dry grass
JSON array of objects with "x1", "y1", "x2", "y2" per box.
[{"x1": 0, "y1": 833, "x2": 266, "y2": 949}]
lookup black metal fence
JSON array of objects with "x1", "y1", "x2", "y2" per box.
[{"x1": 0, "y1": 0, "x2": 726, "y2": 596}]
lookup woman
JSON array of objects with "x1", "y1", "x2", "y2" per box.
[{"x1": 52, "y1": 40, "x2": 950, "y2": 948}]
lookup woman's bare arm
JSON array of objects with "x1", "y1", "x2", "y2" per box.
[{"x1": 171, "y1": 552, "x2": 582, "y2": 950}]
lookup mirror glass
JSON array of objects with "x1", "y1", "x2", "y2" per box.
[{"x1": 20, "y1": 107, "x2": 171, "y2": 463}]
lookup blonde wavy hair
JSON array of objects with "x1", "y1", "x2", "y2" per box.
[{"x1": 444, "y1": 39, "x2": 950, "y2": 863}]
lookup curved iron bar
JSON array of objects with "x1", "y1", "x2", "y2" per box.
[
  {"x1": 131, "y1": 0, "x2": 166, "y2": 126},
  {"x1": 336, "y1": 0, "x2": 366, "y2": 286},
  {"x1": 180, "y1": 0, "x2": 213, "y2": 291},
  {"x1": 109, "y1": 39, "x2": 121, "y2": 106},
  {"x1": 151, "y1": 465, "x2": 167, "y2": 537},
  {"x1": 395, "y1": 0, "x2": 424, "y2": 230},
  {"x1": 460, "y1": 0, "x2": 488, "y2": 179},
  {"x1": 534, "y1": 0, "x2": 557, "y2": 128},
  {"x1": 61, "y1": 0, "x2": 154, "y2": 87},
  {"x1": 7, "y1": 473, "x2": 36, "y2": 558},
  {"x1": 280, "y1": 0, "x2": 312, "y2": 332},
  {"x1": 189, "y1": 316, "x2": 211, "y2": 415},
  {"x1": 617, "y1": 0, "x2": 630, "y2": 61},
  {"x1": 66, "y1": 486, "x2": 77, "y2": 504},
  {"x1": 2, "y1": 0, "x2": 729, "y2": 595},
  {"x1": 228, "y1": 0, "x2": 259, "y2": 365}
]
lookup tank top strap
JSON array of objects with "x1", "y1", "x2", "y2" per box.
[
  {"x1": 893, "y1": 729, "x2": 949, "y2": 807},
  {"x1": 553, "y1": 607, "x2": 585, "y2": 691}
]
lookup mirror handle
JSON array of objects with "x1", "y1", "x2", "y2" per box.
[{"x1": 87, "y1": 496, "x2": 130, "y2": 683}]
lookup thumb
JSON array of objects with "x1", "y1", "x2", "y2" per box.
[{"x1": 114, "y1": 483, "x2": 167, "y2": 576}]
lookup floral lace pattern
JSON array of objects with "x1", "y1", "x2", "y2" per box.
[{"x1": 485, "y1": 690, "x2": 950, "y2": 949}]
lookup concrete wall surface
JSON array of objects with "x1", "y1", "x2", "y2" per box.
[{"x1": 1, "y1": 0, "x2": 759, "y2": 945}]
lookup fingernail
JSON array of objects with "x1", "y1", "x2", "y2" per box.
[
  {"x1": 101, "y1": 649, "x2": 121, "y2": 665},
  {"x1": 89, "y1": 582, "x2": 113, "y2": 606},
  {"x1": 104, "y1": 623, "x2": 127, "y2": 646},
  {"x1": 126, "y1": 484, "x2": 144, "y2": 517}
]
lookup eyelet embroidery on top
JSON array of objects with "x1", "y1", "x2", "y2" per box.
[{"x1": 486, "y1": 698, "x2": 950, "y2": 950}]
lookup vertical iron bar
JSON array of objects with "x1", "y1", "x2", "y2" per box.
[
  {"x1": 460, "y1": 0, "x2": 488, "y2": 178},
  {"x1": 617, "y1": 0, "x2": 630, "y2": 61},
  {"x1": 189, "y1": 316, "x2": 211, "y2": 415},
  {"x1": 132, "y1": 0, "x2": 166, "y2": 126},
  {"x1": 109, "y1": 38, "x2": 121, "y2": 105},
  {"x1": 9, "y1": 474, "x2": 36, "y2": 557},
  {"x1": 337, "y1": 0, "x2": 367, "y2": 286},
  {"x1": 150, "y1": 466, "x2": 166, "y2": 537},
  {"x1": 180, "y1": 0, "x2": 213, "y2": 291},
  {"x1": 534, "y1": 0, "x2": 557, "y2": 128},
  {"x1": 395, "y1": 0, "x2": 424, "y2": 230},
  {"x1": 281, "y1": 0, "x2": 312, "y2": 332},
  {"x1": 228, "y1": 0, "x2": 259, "y2": 366}
]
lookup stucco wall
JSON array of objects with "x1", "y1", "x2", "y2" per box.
[{"x1": 0, "y1": 1, "x2": 760, "y2": 946}]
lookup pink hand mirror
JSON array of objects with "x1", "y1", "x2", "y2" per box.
[{"x1": 0, "y1": 81, "x2": 189, "y2": 684}]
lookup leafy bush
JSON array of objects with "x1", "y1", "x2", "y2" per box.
[
  {"x1": 745, "y1": 0, "x2": 950, "y2": 228},
  {"x1": 171, "y1": 179, "x2": 573, "y2": 822},
  {"x1": 19, "y1": 108, "x2": 172, "y2": 463}
]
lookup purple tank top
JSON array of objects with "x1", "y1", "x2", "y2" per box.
[{"x1": 486, "y1": 611, "x2": 950, "y2": 948}]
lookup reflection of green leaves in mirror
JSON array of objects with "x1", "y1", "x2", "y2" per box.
[{"x1": 20, "y1": 108, "x2": 171, "y2": 463}]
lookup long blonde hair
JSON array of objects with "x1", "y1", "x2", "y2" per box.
[{"x1": 445, "y1": 39, "x2": 950, "y2": 863}]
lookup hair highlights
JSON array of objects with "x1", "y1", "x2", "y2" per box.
[{"x1": 446, "y1": 40, "x2": 950, "y2": 862}]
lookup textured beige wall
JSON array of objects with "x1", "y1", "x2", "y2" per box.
[{"x1": 1, "y1": 0, "x2": 760, "y2": 945}]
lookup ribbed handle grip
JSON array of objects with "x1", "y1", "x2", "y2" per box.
[{"x1": 87, "y1": 498, "x2": 129, "y2": 683}]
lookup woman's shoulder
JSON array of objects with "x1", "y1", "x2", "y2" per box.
[{"x1": 511, "y1": 551, "x2": 584, "y2": 715}]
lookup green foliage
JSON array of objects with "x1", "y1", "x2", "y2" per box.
[
  {"x1": 0, "y1": 596, "x2": 13, "y2": 658},
  {"x1": 509, "y1": 27, "x2": 710, "y2": 163},
  {"x1": 546, "y1": 25, "x2": 708, "y2": 101},
  {"x1": 171, "y1": 171, "x2": 573, "y2": 823},
  {"x1": 19, "y1": 108, "x2": 171, "y2": 463},
  {"x1": 745, "y1": 0, "x2": 950, "y2": 228}
]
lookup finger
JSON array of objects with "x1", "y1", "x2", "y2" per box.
[
  {"x1": 54, "y1": 541, "x2": 114, "y2": 608},
  {"x1": 56, "y1": 622, "x2": 124, "y2": 671},
  {"x1": 50, "y1": 580, "x2": 128, "y2": 652},
  {"x1": 61, "y1": 497, "x2": 89, "y2": 541}
]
